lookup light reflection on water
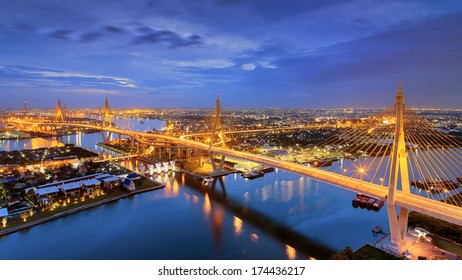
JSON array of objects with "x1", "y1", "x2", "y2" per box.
[
  {"x1": 233, "y1": 216, "x2": 243, "y2": 237},
  {"x1": 0, "y1": 117, "x2": 424, "y2": 259},
  {"x1": 285, "y1": 244, "x2": 297, "y2": 260}
]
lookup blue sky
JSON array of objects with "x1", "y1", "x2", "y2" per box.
[{"x1": 1, "y1": 0, "x2": 462, "y2": 109}]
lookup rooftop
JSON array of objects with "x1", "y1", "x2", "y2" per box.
[{"x1": 35, "y1": 186, "x2": 60, "y2": 196}]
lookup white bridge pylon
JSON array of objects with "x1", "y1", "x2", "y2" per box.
[
  {"x1": 387, "y1": 83, "x2": 411, "y2": 247},
  {"x1": 208, "y1": 94, "x2": 226, "y2": 172}
]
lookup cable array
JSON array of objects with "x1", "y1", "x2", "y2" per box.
[{"x1": 314, "y1": 105, "x2": 462, "y2": 206}]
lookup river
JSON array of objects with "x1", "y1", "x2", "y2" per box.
[{"x1": 0, "y1": 118, "x2": 390, "y2": 259}]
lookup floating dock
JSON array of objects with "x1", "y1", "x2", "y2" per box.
[{"x1": 242, "y1": 171, "x2": 264, "y2": 179}]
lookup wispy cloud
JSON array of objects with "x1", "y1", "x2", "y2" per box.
[
  {"x1": 162, "y1": 59, "x2": 234, "y2": 69},
  {"x1": 1, "y1": 65, "x2": 137, "y2": 88},
  {"x1": 133, "y1": 27, "x2": 203, "y2": 48},
  {"x1": 48, "y1": 29, "x2": 74, "y2": 40},
  {"x1": 51, "y1": 88, "x2": 121, "y2": 95},
  {"x1": 241, "y1": 63, "x2": 256, "y2": 70},
  {"x1": 38, "y1": 23, "x2": 205, "y2": 48},
  {"x1": 259, "y1": 61, "x2": 277, "y2": 69}
]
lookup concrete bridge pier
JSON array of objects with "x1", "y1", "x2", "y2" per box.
[{"x1": 101, "y1": 131, "x2": 113, "y2": 144}]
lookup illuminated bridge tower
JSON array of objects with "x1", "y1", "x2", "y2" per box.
[
  {"x1": 387, "y1": 82, "x2": 411, "y2": 248},
  {"x1": 209, "y1": 94, "x2": 226, "y2": 172},
  {"x1": 101, "y1": 97, "x2": 113, "y2": 144},
  {"x1": 101, "y1": 97, "x2": 112, "y2": 127},
  {"x1": 55, "y1": 99, "x2": 64, "y2": 123}
]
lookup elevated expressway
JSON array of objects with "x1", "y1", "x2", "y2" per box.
[
  {"x1": 179, "y1": 124, "x2": 335, "y2": 140},
  {"x1": 10, "y1": 119, "x2": 462, "y2": 227}
]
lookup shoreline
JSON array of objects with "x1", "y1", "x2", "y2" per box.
[
  {"x1": 0, "y1": 183, "x2": 164, "y2": 237},
  {"x1": 0, "y1": 130, "x2": 101, "y2": 141}
]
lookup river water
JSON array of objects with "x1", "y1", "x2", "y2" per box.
[{"x1": 0, "y1": 118, "x2": 390, "y2": 259}]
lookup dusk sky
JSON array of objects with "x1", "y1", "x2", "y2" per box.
[{"x1": 1, "y1": 0, "x2": 462, "y2": 109}]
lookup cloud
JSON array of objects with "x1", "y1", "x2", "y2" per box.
[
  {"x1": 163, "y1": 59, "x2": 235, "y2": 69},
  {"x1": 52, "y1": 88, "x2": 121, "y2": 95},
  {"x1": 80, "y1": 32, "x2": 104, "y2": 43},
  {"x1": 104, "y1": 25, "x2": 125, "y2": 33},
  {"x1": 259, "y1": 61, "x2": 277, "y2": 69},
  {"x1": 1, "y1": 65, "x2": 137, "y2": 88},
  {"x1": 241, "y1": 63, "x2": 256, "y2": 70},
  {"x1": 133, "y1": 27, "x2": 203, "y2": 48},
  {"x1": 48, "y1": 29, "x2": 74, "y2": 40}
]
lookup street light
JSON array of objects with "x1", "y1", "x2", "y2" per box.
[
  {"x1": 358, "y1": 167, "x2": 365, "y2": 180},
  {"x1": 380, "y1": 178, "x2": 384, "y2": 185}
]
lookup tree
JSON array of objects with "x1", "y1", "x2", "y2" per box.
[
  {"x1": 12, "y1": 169, "x2": 20, "y2": 178},
  {"x1": 331, "y1": 246, "x2": 353, "y2": 260},
  {"x1": 20, "y1": 212, "x2": 28, "y2": 222}
]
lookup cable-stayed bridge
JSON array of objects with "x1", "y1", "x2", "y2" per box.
[{"x1": 9, "y1": 84, "x2": 462, "y2": 253}]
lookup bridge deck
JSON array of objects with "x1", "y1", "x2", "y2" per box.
[{"x1": 10, "y1": 119, "x2": 462, "y2": 227}]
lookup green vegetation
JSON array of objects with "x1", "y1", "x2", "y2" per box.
[
  {"x1": 177, "y1": 160, "x2": 215, "y2": 175},
  {"x1": 96, "y1": 143, "x2": 136, "y2": 154},
  {"x1": 430, "y1": 235, "x2": 462, "y2": 256},
  {"x1": 408, "y1": 212, "x2": 462, "y2": 244},
  {"x1": 135, "y1": 176, "x2": 163, "y2": 190},
  {"x1": 332, "y1": 245, "x2": 401, "y2": 260},
  {"x1": 331, "y1": 246, "x2": 353, "y2": 260}
]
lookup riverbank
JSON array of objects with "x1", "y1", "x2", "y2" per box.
[
  {"x1": 176, "y1": 160, "x2": 239, "y2": 180},
  {"x1": 0, "y1": 177, "x2": 164, "y2": 237},
  {"x1": 96, "y1": 143, "x2": 135, "y2": 155}
]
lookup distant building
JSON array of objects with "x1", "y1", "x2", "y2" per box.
[{"x1": 0, "y1": 130, "x2": 30, "y2": 138}]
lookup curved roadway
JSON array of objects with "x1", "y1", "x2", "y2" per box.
[{"x1": 11, "y1": 119, "x2": 462, "y2": 226}]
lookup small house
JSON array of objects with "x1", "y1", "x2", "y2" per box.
[
  {"x1": 81, "y1": 178, "x2": 102, "y2": 195},
  {"x1": 59, "y1": 182, "x2": 82, "y2": 198},
  {"x1": 35, "y1": 186, "x2": 60, "y2": 207},
  {"x1": 101, "y1": 176, "x2": 120, "y2": 191},
  {"x1": 123, "y1": 178, "x2": 136, "y2": 191}
]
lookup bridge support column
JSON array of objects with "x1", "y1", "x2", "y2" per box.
[
  {"x1": 167, "y1": 145, "x2": 172, "y2": 159},
  {"x1": 387, "y1": 205, "x2": 409, "y2": 246},
  {"x1": 210, "y1": 153, "x2": 225, "y2": 172},
  {"x1": 101, "y1": 131, "x2": 112, "y2": 144},
  {"x1": 387, "y1": 83, "x2": 411, "y2": 250},
  {"x1": 187, "y1": 149, "x2": 191, "y2": 161}
]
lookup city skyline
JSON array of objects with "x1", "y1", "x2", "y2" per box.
[{"x1": 1, "y1": 0, "x2": 462, "y2": 108}]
